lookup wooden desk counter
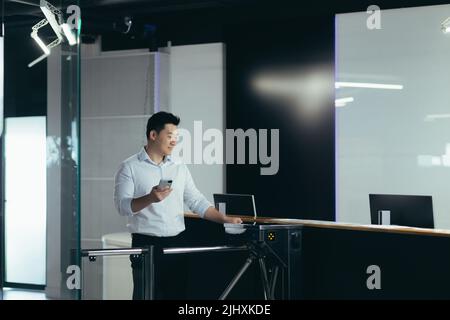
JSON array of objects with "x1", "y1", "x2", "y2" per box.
[
  {"x1": 184, "y1": 212, "x2": 450, "y2": 238},
  {"x1": 184, "y1": 212, "x2": 450, "y2": 299}
]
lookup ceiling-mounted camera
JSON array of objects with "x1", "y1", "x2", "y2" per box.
[
  {"x1": 123, "y1": 16, "x2": 133, "y2": 34},
  {"x1": 114, "y1": 16, "x2": 133, "y2": 34}
]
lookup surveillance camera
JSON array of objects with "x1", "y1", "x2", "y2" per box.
[
  {"x1": 124, "y1": 16, "x2": 132, "y2": 27},
  {"x1": 113, "y1": 16, "x2": 133, "y2": 34},
  {"x1": 122, "y1": 16, "x2": 133, "y2": 34}
]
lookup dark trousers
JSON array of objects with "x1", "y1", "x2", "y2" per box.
[{"x1": 130, "y1": 232, "x2": 189, "y2": 300}]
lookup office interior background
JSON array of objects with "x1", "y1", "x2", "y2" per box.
[{"x1": 2, "y1": 0, "x2": 450, "y2": 300}]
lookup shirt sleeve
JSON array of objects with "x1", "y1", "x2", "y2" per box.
[
  {"x1": 114, "y1": 162, "x2": 135, "y2": 217},
  {"x1": 183, "y1": 166, "x2": 213, "y2": 218}
]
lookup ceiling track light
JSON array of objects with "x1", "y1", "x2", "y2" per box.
[
  {"x1": 61, "y1": 23, "x2": 77, "y2": 45},
  {"x1": 29, "y1": 19, "x2": 52, "y2": 67},
  {"x1": 28, "y1": 1, "x2": 78, "y2": 68},
  {"x1": 40, "y1": 1, "x2": 63, "y2": 42}
]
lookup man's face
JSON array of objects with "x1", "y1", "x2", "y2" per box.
[{"x1": 151, "y1": 124, "x2": 178, "y2": 155}]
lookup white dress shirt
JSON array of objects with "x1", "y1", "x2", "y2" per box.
[{"x1": 114, "y1": 147, "x2": 212, "y2": 236}]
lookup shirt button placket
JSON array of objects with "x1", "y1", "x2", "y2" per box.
[{"x1": 159, "y1": 164, "x2": 166, "y2": 236}]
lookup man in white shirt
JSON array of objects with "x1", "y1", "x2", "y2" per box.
[{"x1": 114, "y1": 111, "x2": 242, "y2": 299}]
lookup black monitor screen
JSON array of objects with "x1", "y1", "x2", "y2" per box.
[
  {"x1": 369, "y1": 194, "x2": 434, "y2": 229},
  {"x1": 213, "y1": 194, "x2": 256, "y2": 217}
]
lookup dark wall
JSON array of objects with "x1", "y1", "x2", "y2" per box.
[
  {"x1": 301, "y1": 227, "x2": 450, "y2": 299},
  {"x1": 102, "y1": 8, "x2": 336, "y2": 221},
  {"x1": 225, "y1": 17, "x2": 335, "y2": 220},
  {"x1": 4, "y1": 24, "x2": 47, "y2": 117}
]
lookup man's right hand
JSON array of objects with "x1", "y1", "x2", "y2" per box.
[
  {"x1": 148, "y1": 186, "x2": 172, "y2": 203},
  {"x1": 131, "y1": 186, "x2": 172, "y2": 213}
]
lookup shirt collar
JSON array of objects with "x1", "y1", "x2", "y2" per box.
[{"x1": 138, "y1": 147, "x2": 172, "y2": 165}]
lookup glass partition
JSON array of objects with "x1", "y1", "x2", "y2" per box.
[
  {"x1": 46, "y1": 0, "x2": 81, "y2": 300},
  {"x1": 336, "y1": 4, "x2": 450, "y2": 229}
]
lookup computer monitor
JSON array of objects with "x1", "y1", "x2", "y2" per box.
[
  {"x1": 369, "y1": 194, "x2": 434, "y2": 228},
  {"x1": 213, "y1": 193, "x2": 257, "y2": 218}
]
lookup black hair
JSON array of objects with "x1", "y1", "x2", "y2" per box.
[{"x1": 146, "y1": 111, "x2": 180, "y2": 139}]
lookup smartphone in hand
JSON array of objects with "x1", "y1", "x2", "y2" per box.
[{"x1": 157, "y1": 179, "x2": 173, "y2": 190}]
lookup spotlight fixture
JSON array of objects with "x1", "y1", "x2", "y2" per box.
[
  {"x1": 28, "y1": 1, "x2": 78, "y2": 67},
  {"x1": 31, "y1": 33, "x2": 50, "y2": 56},
  {"x1": 61, "y1": 23, "x2": 77, "y2": 45},
  {"x1": 29, "y1": 19, "x2": 52, "y2": 68},
  {"x1": 40, "y1": 0, "x2": 63, "y2": 42}
]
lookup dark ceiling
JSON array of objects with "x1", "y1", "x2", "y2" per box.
[
  {"x1": 5, "y1": 0, "x2": 450, "y2": 13},
  {"x1": 6, "y1": 0, "x2": 450, "y2": 22},
  {"x1": 3, "y1": 0, "x2": 450, "y2": 46},
  {"x1": 4, "y1": 0, "x2": 247, "y2": 14},
  {"x1": 3, "y1": 0, "x2": 263, "y2": 34},
  {"x1": 3, "y1": 0, "x2": 258, "y2": 20}
]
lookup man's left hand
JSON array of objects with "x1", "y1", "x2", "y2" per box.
[
  {"x1": 224, "y1": 216, "x2": 243, "y2": 224},
  {"x1": 204, "y1": 206, "x2": 243, "y2": 224}
]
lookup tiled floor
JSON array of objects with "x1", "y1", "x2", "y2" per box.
[{"x1": 1, "y1": 288, "x2": 48, "y2": 300}]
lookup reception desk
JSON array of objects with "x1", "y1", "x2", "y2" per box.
[{"x1": 184, "y1": 213, "x2": 450, "y2": 299}]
